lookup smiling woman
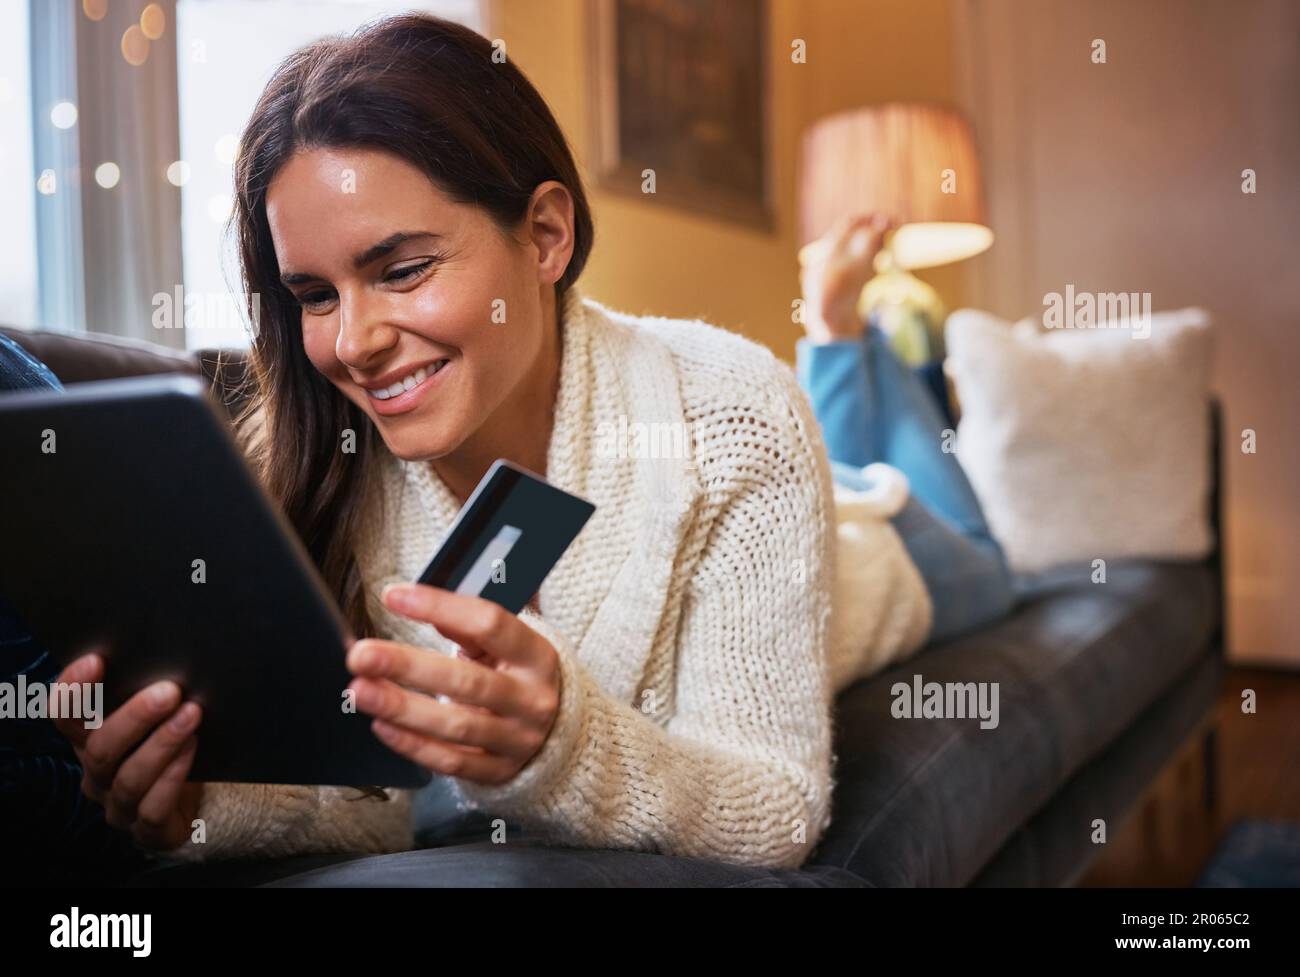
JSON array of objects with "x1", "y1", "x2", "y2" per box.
[
  {"x1": 42, "y1": 11, "x2": 925, "y2": 881},
  {"x1": 231, "y1": 19, "x2": 593, "y2": 640}
]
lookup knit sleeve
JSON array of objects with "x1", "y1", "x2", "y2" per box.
[
  {"x1": 451, "y1": 365, "x2": 836, "y2": 870},
  {"x1": 156, "y1": 782, "x2": 413, "y2": 863}
]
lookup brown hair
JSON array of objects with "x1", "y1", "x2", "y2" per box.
[{"x1": 229, "y1": 13, "x2": 593, "y2": 638}]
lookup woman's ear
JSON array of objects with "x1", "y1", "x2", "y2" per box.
[{"x1": 524, "y1": 180, "x2": 576, "y2": 287}]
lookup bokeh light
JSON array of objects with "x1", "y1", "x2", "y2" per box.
[
  {"x1": 214, "y1": 133, "x2": 239, "y2": 167},
  {"x1": 50, "y1": 101, "x2": 78, "y2": 129},
  {"x1": 140, "y1": 4, "x2": 166, "y2": 41},
  {"x1": 166, "y1": 160, "x2": 192, "y2": 187},
  {"x1": 94, "y1": 162, "x2": 121, "y2": 189},
  {"x1": 207, "y1": 194, "x2": 232, "y2": 223},
  {"x1": 122, "y1": 25, "x2": 149, "y2": 66}
]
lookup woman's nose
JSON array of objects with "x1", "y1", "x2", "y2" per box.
[{"x1": 334, "y1": 290, "x2": 397, "y2": 368}]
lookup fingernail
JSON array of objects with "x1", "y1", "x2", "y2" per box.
[
  {"x1": 382, "y1": 584, "x2": 413, "y2": 609},
  {"x1": 150, "y1": 682, "x2": 179, "y2": 709},
  {"x1": 349, "y1": 643, "x2": 378, "y2": 671},
  {"x1": 170, "y1": 703, "x2": 197, "y2": 732},
  {"x1": 351, "y1": 681, "x2": 375, "y2": 711},
  {"x1": 69, "y1": 654, "x2": 97, "y2": 681}
]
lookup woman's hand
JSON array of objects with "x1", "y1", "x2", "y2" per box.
[
  {"x1": 51, "y1": 652, "x2": 204, "y2": 851},
  {"x1": 800, "y1": 212, "x2": 896, "y2": 343},
  {"x1": 345, "y1": 584, "x2": 561, "y2": 786}
]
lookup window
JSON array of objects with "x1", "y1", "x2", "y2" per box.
[
  {"x1": 0, "y1": 0, "x2": 483, "y2": 345},
  {"x1": 0, "y1": 0, "x2": 39, "y2": 329}
]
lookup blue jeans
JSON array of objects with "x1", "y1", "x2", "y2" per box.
[{"x1": 796, "y1": 328, "x2": 1016, "y2": 642}]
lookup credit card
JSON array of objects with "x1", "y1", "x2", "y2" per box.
[{"x1": 415, "y1": 459, "x2": 595, "y2": 614}]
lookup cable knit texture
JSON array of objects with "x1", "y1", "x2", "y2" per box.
[{"x1": 158, "y1": 289, "x2": 931, "y2": 869}]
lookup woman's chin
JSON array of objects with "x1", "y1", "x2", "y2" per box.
[{"x1": 377, "y1": 429, "x2": 463, "y2": 463}]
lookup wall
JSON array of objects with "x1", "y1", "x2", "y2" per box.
[
  {"x1": 951, "y1": 0, "x2": 1300, "y2": 665},
  {"x1": 486, "y1": 0, "x2": 962, "y2": 361},
  {"x1": 490, "y1": 1, "x2": 1300, "y2": 664}
]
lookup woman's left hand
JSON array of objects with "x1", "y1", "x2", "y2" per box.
[{"x1": 345, "y1": 583, "x2": 561, "y2": 786}]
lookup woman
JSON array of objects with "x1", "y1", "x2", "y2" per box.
[
  {"x1": 10, "y1": 13, "x2": 1010, "y2": 881},
  {"x1": 40, "y1": 13, "x2": 848, "y2": 875}
]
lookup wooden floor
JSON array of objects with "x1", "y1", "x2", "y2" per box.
[{"x1": 1081, "y1": 666, "x2": 1300, "y2": 887}]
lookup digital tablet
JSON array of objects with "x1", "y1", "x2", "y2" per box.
[{"x1": 0, "y1": 374, "x2": 430, "y2": 788}]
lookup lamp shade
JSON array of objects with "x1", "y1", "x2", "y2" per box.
[{"x1": 798, "y1": 103, "x2": 992, "y2": 270}]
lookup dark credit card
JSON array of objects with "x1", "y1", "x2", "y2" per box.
[{"x1": 415, "y1": 459, "x2": 595, "y2": 614}]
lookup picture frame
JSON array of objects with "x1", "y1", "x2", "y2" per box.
[{"x1": 586, "y1": 0, "x2": 773, "y2": 231}]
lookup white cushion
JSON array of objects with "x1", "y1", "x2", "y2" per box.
[{"x1": 944, "y1": 307, "x2": 1214, "y2": 573}]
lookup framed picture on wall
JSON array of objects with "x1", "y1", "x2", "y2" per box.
[{"x1": 587, "y1": 0, "x2": 773, "y2": 231}]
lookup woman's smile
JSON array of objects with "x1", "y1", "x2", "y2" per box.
[{"x1": 359, "y1": 357, "x2": 453, "y2": 417}]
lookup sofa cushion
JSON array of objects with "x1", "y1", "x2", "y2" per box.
[
  {"x1": 809, "y1": 559, "x2": 1218, "y2": 886},
  {"x1": 944, "y1": 307, "x2": 1215, "y2": 572},
  {"x1": 0, "y1": 325, "x2": 197, "y2": 384}
]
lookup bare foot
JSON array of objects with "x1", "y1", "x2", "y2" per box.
[{"x1": 799, "y1": 212, "x2": 895, "y2": 343}]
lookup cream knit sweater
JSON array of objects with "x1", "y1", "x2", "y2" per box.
[{"x1": 163, "y1": 290, "x2": 931, "y2": 870}]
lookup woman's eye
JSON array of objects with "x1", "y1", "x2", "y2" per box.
[
  {"x1": 299, "y1": 290, "x2": 334, "y2": 311},
  {"x1": 293, "y1": 258, "x2": 436, "y2": 313},
  {"x1": 384, "y1": 260, "x2": 433, "y2": 283}
]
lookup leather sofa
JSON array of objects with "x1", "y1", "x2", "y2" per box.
[{"x1": 0, "y1": 325, "x2": 1225, "y2": 887}]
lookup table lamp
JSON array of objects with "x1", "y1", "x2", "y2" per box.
[{"x1": 797, "y1": 103, "x2": 993, "y2": 362}]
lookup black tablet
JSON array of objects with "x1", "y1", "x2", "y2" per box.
[{"x1": 0, "y1": 374, "x2": 429, "y2": 788}]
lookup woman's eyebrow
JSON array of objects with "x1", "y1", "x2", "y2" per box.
[
  {"x1": 279, "y1": 230, "x2": 442, "y2": 285},
  {"x1": 351, "y1": 230, "x2": 441, "y2": 270}
]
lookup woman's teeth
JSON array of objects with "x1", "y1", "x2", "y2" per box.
[{"x1": 369, "y1": 360, "x2": 446, "y2": 400}]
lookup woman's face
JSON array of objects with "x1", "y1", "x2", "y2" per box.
[{"x1": 265, "y1": 146, "x2": 554, "y2": 462}]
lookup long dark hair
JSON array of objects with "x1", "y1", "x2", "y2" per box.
[{"x1": 229, "y1": 13, "x2": 594, "y2": 638}]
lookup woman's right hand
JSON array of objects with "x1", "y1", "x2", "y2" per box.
[{"x1": 52, "y1": 652, "x2": 205, "y2": 852}]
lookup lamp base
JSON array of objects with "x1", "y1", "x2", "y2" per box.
[{"x1": 859, "y1": 265, "x2": 947, "y2": 365}]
